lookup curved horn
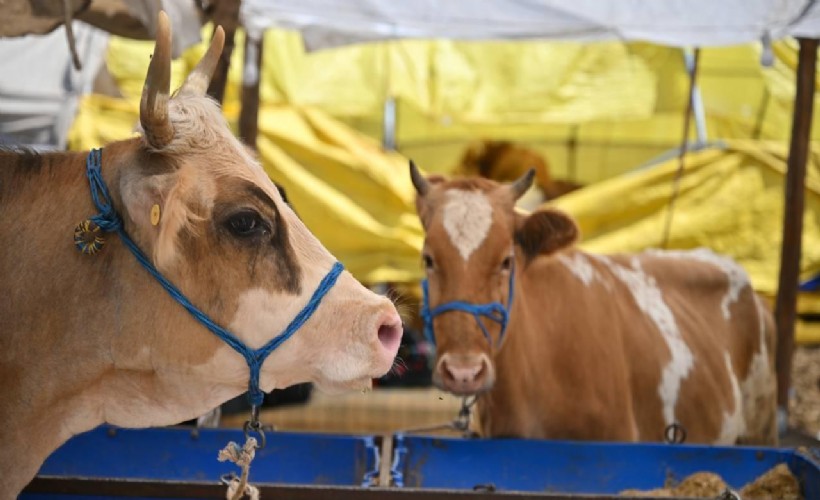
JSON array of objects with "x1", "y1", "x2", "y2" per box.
[
  {"x1": 179, "y1": 25, "x2": 226, "y2": 96},
  {"x1": 409, "y1": 160, "x2": 430, "y2": 196},
  {"x1": 140, "y1": 11, "x2": 174, "y2": 149},
  {"x1": 509, "y1": 168, "x2": 535, "y2": 200}
]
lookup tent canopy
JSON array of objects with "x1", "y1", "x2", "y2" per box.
[{"x1": 241, "y1": 0, "x2": 820, "y2": 50}]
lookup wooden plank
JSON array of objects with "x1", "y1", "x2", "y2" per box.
[
  {"x1": 239, "y1": 31, "x2": 263, "y2": 148},
  {"x1": 775, "y1": 37, "x2": 819, "y2": 411},
  {"x1": 379, "y1": 435, "x2": 394, "y2": 487},
  {"x1": 206, "y1": 0, "x2": 241, "y2": 104}
]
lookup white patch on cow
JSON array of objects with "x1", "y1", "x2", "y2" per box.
[
  {"x1": 442, "y1": 189, "x2": 493, "y2": 261},
  {"x1": 558, "y1": 253, "x2": 597, "y2": 286},
  {"x1": 229, "y1": 288, "x2": 294, "y2": 350},
  {"x1": 741, "y1": 295, "x2": 775, "y2": 435},
  {"x1": 715, "y1": 352, "x2": 745, "y2": 444},
  {"x1": 599, "y1": 255, "x2": 694, "y2": 426},
  {"x1": 646, "y1": 248, "x2": 750, "y2": 320}
]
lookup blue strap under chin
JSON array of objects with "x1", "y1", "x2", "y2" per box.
[
  {"x1": 81, "y1": 148, "x2": 343, "y2": 407},
  {"x1": 420, "y1": 265, "x2": 515, "y2": 348}
]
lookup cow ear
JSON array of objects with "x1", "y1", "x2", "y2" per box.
[
  {"x1": 514, "y1": 209, "x2": 579, "y2": 260},
  {"x1": 120, "y1": 168, "x2": 192, "y2": 269}
]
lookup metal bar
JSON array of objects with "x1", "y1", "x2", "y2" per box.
[
  {"x1": 683, "y1": 48, "x2": 708, "y2": 145},
  {"x1": 239, "y1": 31, "x2": 263, "y2": 148},
  {"x1": 206, "y1": 0, "x2": 241, "y2": 104},
  {"x1": 775, "y1": 37, "x2": 819, "y2": 416},
  {"x1": 24, "y1": 476, "x2": 676, "y2": 500},
  {"x1": 567, "y1": 125, "x2": 579, "y2": 181},
  {"x1": 383, "y1": 96, "x2": 397, "y2": 150}
]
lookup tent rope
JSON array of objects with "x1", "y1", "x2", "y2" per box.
[{"x1": 661, "y1": 48, "x2": 701, "y2": 249}]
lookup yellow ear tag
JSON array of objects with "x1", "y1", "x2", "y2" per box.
[{"x1": 150, "y1": 204, "x2": 161, "y2": 226}]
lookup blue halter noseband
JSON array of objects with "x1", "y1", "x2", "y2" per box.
[
  {"x1": 420, "y1": 265, "x2": 515, "y2": 348},
  {"x1": 78, "y1": 148, "x2": 343, "y2": 407}
]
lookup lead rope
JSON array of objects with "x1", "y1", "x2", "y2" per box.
[
  {"x1": 219, "y1": 435, "x2": 260, "y2": 500},
  {"x1": 218, "y1": 404, "x2": 265, "y2": 499},
  {"x1": 402, "y1": 396, "x2": 479, "y2": 438}
]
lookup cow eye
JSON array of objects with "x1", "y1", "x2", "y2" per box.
[
  {"x1": 501, "y1": 256, "x2": 513, "y2": 271},
  {"x1": 422, "y1": 254, "x2": 434, "y2": 271},
  {"x1": 226, "y1": 210, "x2": 266, "y2": 237}
]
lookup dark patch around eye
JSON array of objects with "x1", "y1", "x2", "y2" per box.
[
  {"x1": 178, "y1": 178, "x2": 303, "y2": 295},
  {"x1": 268, "y1": 203, "x2": 301, "y2": 294}
]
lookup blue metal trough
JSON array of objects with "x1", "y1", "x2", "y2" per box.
[
  {"x1": 22, "y1": 426, "x2": 820, "y2": 498},
  {"x1": 22, "y1": 425, "x2": 380, "y2": 499},
  {"x1": 391, "y1": 433, "x2": 820, "y2": 497}
]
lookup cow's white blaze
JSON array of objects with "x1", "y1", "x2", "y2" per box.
[
  {"x1": 442, "y1": 189, "x2": 493, "y2": 261},
  {"x1": 716, "y1": 352, "x2": 745, "y2": 444},
  {"x1": 647, "y1": 248, "x2": 749, "y2": 320},
  {"x1": 599, "y1": 255, "x2": 694, "y2": 426}
]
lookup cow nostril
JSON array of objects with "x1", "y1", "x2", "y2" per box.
[
  {"x1": 378, "y1": 321, "x2": 403, "y2": 353},
  {"x1": 442, "y1": 359, "x2": 485, "y2": 385}
]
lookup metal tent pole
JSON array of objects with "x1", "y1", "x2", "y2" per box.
[{"x1": 775, "y1": 37, "x2": 818, "y2": 428}]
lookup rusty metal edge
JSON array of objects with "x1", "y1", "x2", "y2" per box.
[{"x1": 24, "y1": 475, "x2": 694, "y2": 499}]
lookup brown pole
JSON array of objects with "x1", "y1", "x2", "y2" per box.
[
  {"x1": 239, "y1": 31, "x2": 263, "y2": 148},
  {"x1": 775, "y1": 37, "x2": 818, "y2": 419},
  {"x1": 206, "y1": 0, "x2": 241, "y2": 104}
]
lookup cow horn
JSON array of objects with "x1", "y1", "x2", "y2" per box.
[
  {"x1": 409, "y1": 160, "x2": 430, "y2": 196},
  {"x1": 140, "y1": 11, "x2": 174, "y2": 149},
  {"x1": 179, "y1": 26, "x2": 226, "y2": 96},
  {"x1": 510, "y1": 168, "x2": 535, "y2": 200}
]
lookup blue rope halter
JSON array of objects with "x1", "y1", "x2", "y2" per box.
[
  {"x1": 420, "y1": 265, "x2": 515, "y2": 348},
  {"x1": 79, "y1": 148, "x2": 343, "y2": 407}
]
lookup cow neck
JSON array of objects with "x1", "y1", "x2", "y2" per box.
[
  {"x1": 78, "y1": 148, "x2": 343, "y2": 411},
  {"x1": 482, "y1": 251, "x2": 610, "y2": 438}
]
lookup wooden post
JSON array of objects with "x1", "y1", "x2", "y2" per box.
[
  {"x1": 239, "y1": 31, "x2": 263, "y2": 148},
  {"x1": 775, "y1": 38, "x2": 818, "y2": 417},
  {"x1": 206, "y1": 0, "x2": 241, "y2": 104}
]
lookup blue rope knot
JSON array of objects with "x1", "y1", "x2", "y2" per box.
[
  {"x1": 421, "y1": 267, "x2": 515, "y2": 348},
  {"x1": 86, "y1": 149, "x2": 124, "y2": 233},
  {"x1": 80, "y1": 148, "x2": 344, "y2": 407}
]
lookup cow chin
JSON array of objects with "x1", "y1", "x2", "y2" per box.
[{"x1": 433, "y1": 375, "x2": 496, "y2": 397}]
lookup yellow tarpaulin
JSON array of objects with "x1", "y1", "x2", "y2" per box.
[
  {"x1": 550, "y1": 140, "x2": 820, "y2": 296},
  {"x1": 68, "y1": 29, "x2": 820, "y2": 340}
]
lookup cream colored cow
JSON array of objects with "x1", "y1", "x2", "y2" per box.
[{"x1": 0, "y1": 14, "x2": 402, "y2": 496}]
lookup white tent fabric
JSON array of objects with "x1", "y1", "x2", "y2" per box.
[
  {"x1": 0, "y1": 0, "x2": 202, "y2": 149},
  {"x1": 242, "y1": 0, "x2": 820, "y2": 50},
  {"x1": 0, "y1": 22, "x2": 108, "y2": 149}
]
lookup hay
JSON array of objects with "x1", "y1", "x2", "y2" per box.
[{"x1": 620, "y1": 463, "x2": 802, "y2": 499}]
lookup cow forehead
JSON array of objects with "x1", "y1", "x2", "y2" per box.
[
  {"x1": 169, "y1": 96, "x2": 272, "y2": 187},
  {"x1": 440, "y1": 189, "x2": 494, "y2": 261}
]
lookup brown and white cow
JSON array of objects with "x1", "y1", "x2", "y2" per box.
[
  {"x1": 411, "y1": 162, "x2": 777, "y2": 445},
  {"x1": 0, "y1": 14, "x2": 402, "y2": 496}
]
